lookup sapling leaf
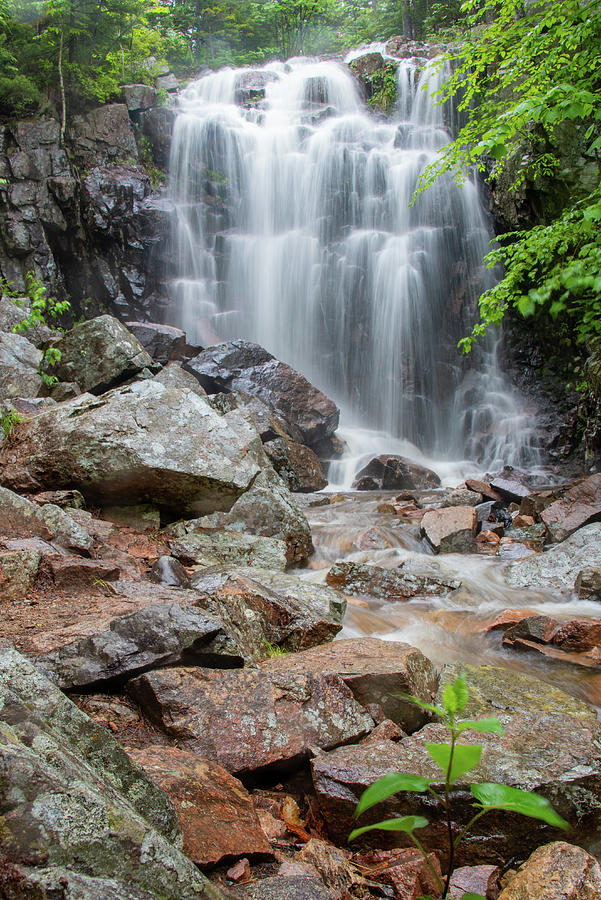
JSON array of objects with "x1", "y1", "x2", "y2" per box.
[
  {"x1": 354, "y1": 773, "x2": 431, "y2": 818},
  {"x1": 348, "y1": 815, "x2": 429, "y2": 842},
  {"x1": 456, "y1": 717, "x2": 505, "y2": 735},
  {"x1": 461, "y1": 894, "x2": 488, "y2": 899},
  {"x1": 426, "y1": 743, "x2": 482, "y2": 783},
  {"x1": 395, "y1": 691, "x2": 445, "y2": 718},
  {"x1": 442, "y1": 675, "x2": 469, "y2": 716},
  {"x1": 470, "y1": 783, "x2": 570, "y2": 829}
]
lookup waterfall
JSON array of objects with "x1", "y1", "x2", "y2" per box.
[{"x1": 167, "y1": 53, "x2": 538, "y2": 480}]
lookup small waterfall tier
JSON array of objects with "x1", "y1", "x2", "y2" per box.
[{"x1": 168, "y1": 55, "x2": 536, "y2": 473}]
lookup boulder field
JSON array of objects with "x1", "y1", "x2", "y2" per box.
[{"x1": 2, "y1": 312, "x2": 601, "y2": 898}]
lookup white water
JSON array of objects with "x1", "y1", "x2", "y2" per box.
[{"x1": 168, "y1": 54, "x2": 538, "y2": 482}]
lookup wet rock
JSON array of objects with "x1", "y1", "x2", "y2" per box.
[
  {"x1": 466, "y1": 479, "x2": 503, "y2": 501},
  {"x1": 47, "y1": 556, "x2": 120, "y2": 590},
  {"x1": 352, "y1": 454, "x2": 440, "y2": 491},
  {"x1": 0, "y1": 486, "x2": 93, "y2": 553},
  {"x1": 506, "y1": 523, "x2": 601, "y2": 590},
  {"x1": 490, "y1": 469, "x2": 535, "y2": 503},
  {"x1": 184, "y1": 340, "x2": 339, "y2": 453},
  {"x1": 128, "y1": 665, "x2": 374, "y2": 778},
  {"x1": 575, "y1": 566, "x2": 601, "y2": 600},
  {"x1": 149, "y1": 555, "x2": 191, "y2": 587},
  {"x1": 43, "y1": 315, "x2": 156, "y2": 393},
  {"x1": 297, "y1": 839, "x2": 363, "y2": 899},
  {"x1": 211, "y1": 389, "x2": 301, "y2": 443},
  {"x1": 503, "y1": 522, "x2": 547, "y2": 549},
  {"x1": 0, "y1": 380, "x2": 264, "y2": 515},
  {"x1": 127, "y1": 746, "x2": 273, "y2": 867},
  {"x1": 140, "y1": 105, "x2": 176, "y2": 168},
  {"x1": 312, "y1": 705, "x2": 601, "y2": 862},
  {"x1": 192, "y1": 468, "x2": 313, "y2": 564},
  {"x1": 69, "y1": 104, "x2": 139, "y2": 168},
  {"x1": 169, "y1": 529, "x2": 288, "y2": 571},
  {"x1": 0, "y1": 331, "x2": 43, "y2": 399},
  {"x1": 0, "y1": 296, "x2": 57, "y2": 347},
  {"x1": 190, "y1": 568, "x2": 346, "y2": 659},
  {"x1": 497, "y1": 841, "x2": 601, "y2": 899},
  {"x1": 44, "y1": 380, "x2": 81, "y2": 400},
  {"x1": 0, "y1": 648, "x2": 226, "y2": 900},
  {"x1": 540, "y1": 474, "x2": 601, "y2": 543},
  {"x1": 126, "y1": 320, "x2": 187, "y2": 365},
  {"x1": 448, "y1": 864, "x2": 500, "y2": 899},
  {"x1": 349, "y1": 52, "x2": 387, "y2": 78},
  {"x1": 153, "y1": 361, "x2": 208, "y2": 396},
  {"x1": 351, "y1": 848, "x2": 442, "y2": 899},
  {"x1": 264, "y1": 437, "x2": 328, "y2": 492},
  {"x1": 235, "y1": 70, "x2": 279, "y2": 106},
  {"x1": 326, "y1": 560, "x2": 461, "y2": 601},
  {"x1": 230, "y1": 876, "x2": 333, "y2": 900},
  {"x1": 503, "y1": 615, "x2": 560, "y2": 645},
  {"x1": 82, "y1": 165, "x2": 151, "y2": 236},
  {"x1": 260, "y1": 638, "x2": 437, "y2": 731},
  {"x1": 479, "y1": 609, "x2": 537, "y2": 634},
  {"x1": 34, "y1": 602, "x2": 228, "y2": 690},
  {"x1": 156, "y1": 72, "x2": 179, "y2": 92},
  {"x1": 420, "y1": 506, "x2": 478, "y2": 553},
  {"x1": 441, "y1": 486, "x2": 483, "y2": 507},
  {"x1": 122, "y1": 84, "x2": 158, "y2": 112},
  {"x1": 0, "y1": 549, "x2": 40, "y2": 599}
]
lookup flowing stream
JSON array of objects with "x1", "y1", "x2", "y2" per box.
[{"x1": 167, "y1": 52, "x2": 538, "y2": 482}]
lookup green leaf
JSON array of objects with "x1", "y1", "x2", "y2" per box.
[
  {"x1": 461, "y1": 895, "x2": 488, "y2": 900},
  {"x1": 348, "y1": 815, "x2": 429, "y2": 842},
  {"x1": 442, "y1": 675, "x2": 469, "y2": 717},
  {"x1": 354, "y1": 773, "x2": 431, "y2": 819},
  {"x1": 456, "y1": 718, "x2": 505, "y2": 735},
  {"x1": 394, "y1": 691, "x2": 445, "y2": 718},
  {"x1": 426, "y1": 743, "x2": 482, "y2": 783},
  {"x1": 470, "y1": 783, "x2": 570, "y2": 829}
]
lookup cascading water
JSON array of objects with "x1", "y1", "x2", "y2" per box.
[{"x1": 167, "y1": 53, "x2": 537, "y2": 482}]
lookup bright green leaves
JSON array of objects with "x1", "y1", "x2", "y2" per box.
[
  {"x1": 442, "y1": 674, "x2": 469, "y2": 718},
  {"x1": 426, "y1": 743, "x2": 482, "y2": 784},
  {"x1": 354, "y1": 773, "x2": 431, "y2": 819},
  {"x1": 471, "y1": 783, "x2": 570, "y2": 829},
  {"x1": 456, "y1": 718, "x2": 505, "y2": 736},
  {"x1": 348, "y1": 815, "x2": 429, "y2": 843}
]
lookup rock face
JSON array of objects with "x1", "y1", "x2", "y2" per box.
[
  {"x1": 184, "y1": 340, "x2": 340, "y2": 454},
  {"x1": 127, "y1": 746, "x2": 273, "y2": 867},
  {"x1": 169, "y1": 529, "x2": 288, "y2": 571},
  {"x1": 259, "y1": 639, "x2": 437, "y2": 731},
  {"x1": 122, "y1": 84, "x2": 158, "y2": 112},
  {"x1": 0, "y1": 331, "x2": 43, "y2": 399},
  {"x1": 69, "y1": 104, "x2": 139, "y2": 168},
  {"x1": 0, "y1": 648, "x2": 227, "y2": 900},
  {"x1": 497, "y1": 841, "x2": 601, "y2": 899},
  {"x1": 128, "y1": 665, "x2": 374, "y2": 777},
  {"x1": 540, "y1": 473, "x2": 601, "y2": 542},
  {"x1": 326, "y1": 560, "x2": 461, "y2": 601},
  {"x1": 264, "y1": 438, "x2": 328, "y2": 492},
  {"x1": 421, "y1": 505, "x2": 478, "y2": 553},
  {"x1": 43, "y1": 315, "x2": 156, "y2": 392},
  {"x1": 506, "y1": 523, "x2": 601, "y2": 589},
  {"x1": 352, "y1": 454, "x2": 440, "y2": 491},
  {"x1": 193, "y1": 468, "x2": 314, "y2": 564},
  {"x1": 190, "y1": 568, "x2": 346, "y2": 659},
  {"x1": 0, "y1": 380, "x2": 264, "y2": 514},
  {"x1": 125, "y1": 320, "x2": 187, "y2": 365}
]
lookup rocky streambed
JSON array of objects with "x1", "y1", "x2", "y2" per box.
[{"x1": 2, "y1": 311, "x2": 601, "y2": 898}]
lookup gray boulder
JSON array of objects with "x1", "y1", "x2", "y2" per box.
[
  {"x1": 69, "y1": 104, "x2": 139, "y2": 168},
  {"x1": 0, "y1": 331, "x2": 42, "y2": 399},
  {"x1": 506, "y1": 523, "x2": 601, "y2": 590},
  {"x1": 0, "y1": 648, "x2": 227, "y2": 900},
  {"x1": 122, "y1": 84, "x2": 158, "y2": 112},
  {"x1": 169, "y1": 528, "x2": 288, "y2": 571},
  {"x1": 0, "y1": 486, "x2": 93, "y2": 553},
  {"x1": 0, "y1": 379, "x2": 264, "y2": 515},
  {"x1": 42, "y1": 315, "x2": 156, "y2": 393},
  {"x1": 126, "y1": 321, "x2": 187, "y2": 365},
  {"x1": 184, "y1": 340, "x2": 339, "y2": 453}
]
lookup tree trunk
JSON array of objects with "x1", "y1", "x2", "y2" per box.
[{"x1": 58, "y1": 30, "x2": 67, "y2": 147}]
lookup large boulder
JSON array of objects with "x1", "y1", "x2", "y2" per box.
[
  {"x1": 326, "y1": 561, "x2": 460, "y2": 601},
  {"x1": 184, "y1": 340, "x2": 339, "y2": 453},
  {"x1": 0, "y1": 485, "x2": 93, "y2": 553},
  {"x1": 168, "y1": 529, "x2": 288, "y2": 571},
  {"x1": 0, "y1": 331, "x2": 42, "y2": 399},
  {"x1": 128, "y1": 665, "x2": 375, "y2": 777},
  {"x1": 312, "y1": 664, "x2": 601, "y2": 862},
  {"x1": 259, "y1": 639, "x2": 437, "y2": 731},
  {"x1": 540, "y1": 474, "x2": 601, "y2": 543},
  {"x1": 43, "y1": 315, "x2": 156, "y2": 393},
  {"x1": 0, "y1": 379, "x2": 264, "y2": 515},
  {"x1": 421, "y1": 506, "x2": 478, "y2": 553},
  {"x1": 264, "y1": 438, "x2": 328, "y2": 492},
  {"x1": 192, "y1": 468, "x2": 314, "y2": 564},
  {"x1": 506, "y1": 523, "x2": 601, "y2": 590},
  {"x1": 0, "y1": 648, "x2": 227, "y2": 900},
  {"x1": 125, "y1": 321, "x2": 187, "y2": 365},
  {"x1": 122, "y1": 84, "x2": 158, "y2": 112},
  {"x1": 127, "y1": 746, "x2": 273, "y2": 867},
  {"x1": 190, "y1": 568, "x2": 346, "y2": 659},
  {"x1": 352, "y1": 454, "x2": 440, "y2": 491}
]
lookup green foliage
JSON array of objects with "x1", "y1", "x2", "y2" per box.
[
  {"x1": 416, "y1": 0, "x2": 601, "y2": 352},
  {"x1": 1, "y1": 408, "x2": 25, "y2": 439},
  {"x1": 367, "y1": 62, "x2": 398, "y2": 113},
  {"x1": 10, "y1": 272, "x2": 69, "y2": 385},
  {"x1": 349, "y1": 675, "x2": 569, "y2": 899},
  {"x1": 263, "y1": 642, "x2": 288, "y2": 657}
]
